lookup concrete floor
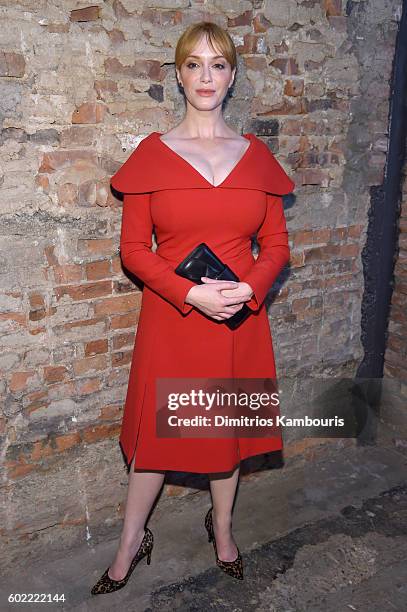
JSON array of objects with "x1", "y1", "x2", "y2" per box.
[{"x1": 1, "y1": 434, "x2": 407, "y2": 612}]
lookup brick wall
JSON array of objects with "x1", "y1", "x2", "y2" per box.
[
  {"x1": 382, "y1": 143, "x2": 407, "y2": 441},
  {"x1": 0, "y1": 0, "x2": 403, "y2": 570}
]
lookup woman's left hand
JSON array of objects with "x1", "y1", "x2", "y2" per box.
[{"x1": 200, "y1": 277, "x2": 254, "y2": 305}]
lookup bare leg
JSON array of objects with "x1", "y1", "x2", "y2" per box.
[
  {"x1": 208, "y1": 463, "x2": 240, "y2": 561},
  {"x1": 108, "y1": 454, "x2": 165, "y2": 580}
]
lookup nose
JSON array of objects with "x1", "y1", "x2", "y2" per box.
[{"x1": 200, "y1": 63, "x2": 212, "y2": 83}]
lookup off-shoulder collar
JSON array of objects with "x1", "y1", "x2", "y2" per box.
[{"x1": 110, "y1": 131, "x2": 295, "y2": 195}]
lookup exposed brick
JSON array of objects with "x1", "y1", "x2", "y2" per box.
[
  {"x1": 55, "y1": 432, "x2": 81, "y2": 452},
  {"x1": 55, "y1": 281, "x2": 112, "y2": 301},
  {"x1": 60, "y1": 126, "x2": 96, "y2": 147},
  {"x1": 72, "y1": 354, "x2": 108, "y2": 376},
  {"x1": 331, "y1": 227, "x2": 348, "y2": 241},
  {"x1": 110, "y1": 311, "x2": 138, "y2": 330},
  {"x1": 29, "y1": 293, "x2": 45, "y2": 310},
  {"x1": 289, "y1": 251, "x2": 305, "y2": 268},
  {"x1": 238, "y1": 34, "x2": 269, "y2": 55},
  {"x1": 0, "y1": 312, "x2": 26, "y2": 326},
  {"x1": 0, "y1": 51, "x2": 25, "y2": 77},
  {"x1": 84, "y1": 339, "x2": 108, "y2": 356},
  {"x1": 112, "y1": 332, "x2": 134, "y2": 350},
  {"x1": 38, "y1": 150, "x2": 98, "y2": 173},
  {"x1": 77, "y1": 238, "x2": 114, "y2": 256},
  {"x1": 113, "y1": 279, "x2": 137, "y2": 293},
  {"x1": 259, "y1": 97, "x2": 306, "y2": 115},
  {"x1": 107, "y1": 28, "x2": 126, "y2": 44},
  {"x1": 23, "y1": 390, "x2": 49, "y2": 413},
  {"x1": 227, "y1": 10, "x2": 253, "y2": 27},
  {"x1": 76, "y1": 377, "x2": 102, "y2": 395},
  {"x1": 59, "y1": 316, "x2": 107, "y2": 333},
  {"x1": 99, "y1": 404, "x2": 122, "y2": 420},
  {"x1": 291, "y1": 297, "x2": 310, "y2": 314},
  {"x1": 72, "y1": 102, "x2": 107, "y2": 124},
  {"x1": 94, "y1": 79, "x2": 119, "y2": 98},
  {"x1": 94, "y1": 293, "x2": 140, "y2": 315},
  {"x1": 293, "y1": 230, "x2": 317, "y2": 246},
  {"x1": 70, "y1": 6, "x2": 100, "y2": 22},
  {"x1": 104, "y1": 57, "x2": 164, "y2": 80},
  {"x1": 253, "y1": 13, "x2": 272, "y2": 33},
  {"x1": 9, "y1": 371, "x2": 36, "y2": 393},
  {"x1": 85, "y1": 260, "x2": 111, "y2": 280},
  {"x1": 299, "y1": 169, "x2": 330, "y2": 186},
  {"x1": 53, "y1": 264, "x2": 83, "y2": 284},
  {"x1": 271, "y1": 58, "x2": 299, "y2": 75},
  {"x1": 57, "y1": 183, "x2": 78, "y2": 206},
  {"x1": 44, "y1": 246, "x2": 59, "y2": 266},
  {"x1": 243, "y1": 56, "x2": 268, "y2": 72},
  {"x1": 27, "y1": 432, "x2": 82, "y2": 462},
  {"x1": 81, "y1": 422, "x2": 121, "y2": 443},
  {"x1": 6, "y1": 461, "x2": 36, "y2": 479},
  {"x1": 111, "y1": 350, "x2": 132, "y2": 367},
  {"x1": 107, "y1": 368, "x2": 131, "y2": 387},
  {"x1": 284, "y1": 78, "x2": 304, "y2": 97},
  {"x1": 47, "y1": 382, "x2": 76, "y2": 401},
  {"x1": 141, "y1": 7, "x2": 184, "y2": 26},
  {"x1": 111, "y1": 255, "x2": 123, "y2": 274},
  {"x1": 43, "y1": 366, "x2": 68, "y2": 384}
]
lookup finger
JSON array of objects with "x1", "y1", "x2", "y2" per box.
[
  {"x1": 222, "y1": 295, "x2": 245, "y2": 304},
  {"x1": 201, "y1": 277, "x2": 239, "y2": 288}
]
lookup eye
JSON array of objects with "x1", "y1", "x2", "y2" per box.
[{"x1": 185, "y1": 61, "x2": 226, "y2": 70}]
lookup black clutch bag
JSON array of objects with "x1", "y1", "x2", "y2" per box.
[{"x1": 174, "y1": 242, "x2": 252, "y2": 330}]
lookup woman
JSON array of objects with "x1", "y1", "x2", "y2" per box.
[{"x1": 91, "y1": 21, "x2": 294, "y2": 595}]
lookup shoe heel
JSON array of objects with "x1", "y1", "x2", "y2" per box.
[
  {"x1": 204, "y1": 507, "x2": 244, "y2": 581},
  {"x1": 90, "y1": 527, "x2": 154, "y2": 596}
]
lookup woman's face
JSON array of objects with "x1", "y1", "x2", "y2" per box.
[{"x1": 176, "y1": 35, "x2": 235, "y2": 110}]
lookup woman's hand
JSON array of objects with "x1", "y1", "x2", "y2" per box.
[{"x1": 185, "y1": 277, "x2": 254, "y2": 321}]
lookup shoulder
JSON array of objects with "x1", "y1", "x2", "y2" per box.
[
  {"x1": 110, "y1": 133, "x2": 158, "y2": 194},
  {"x1": 243, "y1": 133, "x2": 295, "y2": 195},
  {"x1": 248, "y1": 133, "x2": 275, "y2": 155},
  {"x1": 126, "y1": 132, "x2": 157, "y2": 156},
  {"x1": 246, "y1": 133, "x2": 281, "y2": 165}
]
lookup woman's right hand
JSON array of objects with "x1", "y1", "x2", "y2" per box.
[{"x1": 185, "y1": 280, "x2": 245, "y2": 321}]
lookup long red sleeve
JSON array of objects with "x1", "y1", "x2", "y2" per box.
[
  {"x1": 241, "y1": 194, "x2": 290, "y2": 312},
  {"x1": 120, "y1": 193, "x2": 196, "y2": 315}
]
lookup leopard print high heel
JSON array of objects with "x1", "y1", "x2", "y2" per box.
[
  {"x1": 204, "y1": 507, "x2": 244, "y2": 580},
  {"x1": 90, "y1": 527, "x2": 154, "y2": 595}
]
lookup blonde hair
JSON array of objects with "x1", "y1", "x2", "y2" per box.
[{"x1": 175, "y1": 21, "x2": 237, "y2": 72}]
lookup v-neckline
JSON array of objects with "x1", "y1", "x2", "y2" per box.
[{"x1": 154, "y1": 131, "x2": 254, "y2": 188}]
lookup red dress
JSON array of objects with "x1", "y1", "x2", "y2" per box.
[{"x1": 110, "y1": 132, "x2": 295, "y2": 473}]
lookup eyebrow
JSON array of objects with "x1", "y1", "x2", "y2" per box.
[{"x1": 186, "y1": 55, "x2": 226, "y2": 60}]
